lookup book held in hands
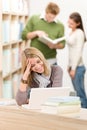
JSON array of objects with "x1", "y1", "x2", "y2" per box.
[{"x1": 38, "y1": 35, "x2": 66, "y2": 45}]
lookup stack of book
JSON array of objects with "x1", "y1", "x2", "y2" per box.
[{"x1": 41, "y1": 96, "x2": 81, "y2": 116}]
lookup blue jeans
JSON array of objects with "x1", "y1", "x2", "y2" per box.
[{"x1": 71, "y1": 65, "x2": 87, "y2": 108}]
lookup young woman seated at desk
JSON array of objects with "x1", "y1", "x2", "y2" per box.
[{"x1": 16, "y1": 47, "x2": 63, "y2": 106}]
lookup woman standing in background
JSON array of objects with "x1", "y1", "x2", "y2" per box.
[{"x1": 66, "y1": 12, "x2": 87, "y2": 108}]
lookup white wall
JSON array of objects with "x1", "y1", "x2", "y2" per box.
[
  {"x1": 29, "y1": 0, "x2": 87, "y2": 93},
  {"x1": 29, "y1": 0, "x2": 87, "y2": 36}
]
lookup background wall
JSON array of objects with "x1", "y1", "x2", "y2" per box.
[{"x1": 29, "y1": 0, "x2": 87, "y2": 93}]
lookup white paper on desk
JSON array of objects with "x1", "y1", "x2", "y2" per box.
[
  {"x1": 0, "y1": 100, "x2": 17, "y2": 106},
  {"x1": 22, "y1": 104, "x2": 30, "y2": 109}
]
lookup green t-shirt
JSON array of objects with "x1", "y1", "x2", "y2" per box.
[{"x1": 22, "y1": 15, "x2": 65, "y2": 59}]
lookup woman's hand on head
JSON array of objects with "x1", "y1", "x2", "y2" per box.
[{"x1": 22, "y1": 59, "x2": 31, "y2": 80}]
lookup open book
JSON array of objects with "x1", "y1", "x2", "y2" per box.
[{"x1": 38, "y1": 35, "x2": 66, "y2": 45}]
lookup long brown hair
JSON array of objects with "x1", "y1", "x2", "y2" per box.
[{"x1": 69, "y1": 12, "x2": 86, "y2": 41}]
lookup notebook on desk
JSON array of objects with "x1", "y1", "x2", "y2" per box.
[{"x1": 22, "y1": 87, "x2": 71, "y2": 110}]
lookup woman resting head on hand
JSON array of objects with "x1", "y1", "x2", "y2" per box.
[{"x1": 16, "y1": 47, "x2": 63, "y2": 106}]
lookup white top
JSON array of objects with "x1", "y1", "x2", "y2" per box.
[{"x1": 66, "y1": 29, "x2": 85, "y2": 70}]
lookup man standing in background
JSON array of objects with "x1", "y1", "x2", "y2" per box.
[{"x1": 21, "y1": 2, "x2": 65, "y2": 65}]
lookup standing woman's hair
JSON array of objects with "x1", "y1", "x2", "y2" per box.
[{"x1": 69, "y1": 12, "x2": 86, "y2": 41}]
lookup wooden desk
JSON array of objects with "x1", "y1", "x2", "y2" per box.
[{"x1": 0, "y1": 105, "x2": 87, "y2": 130}]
